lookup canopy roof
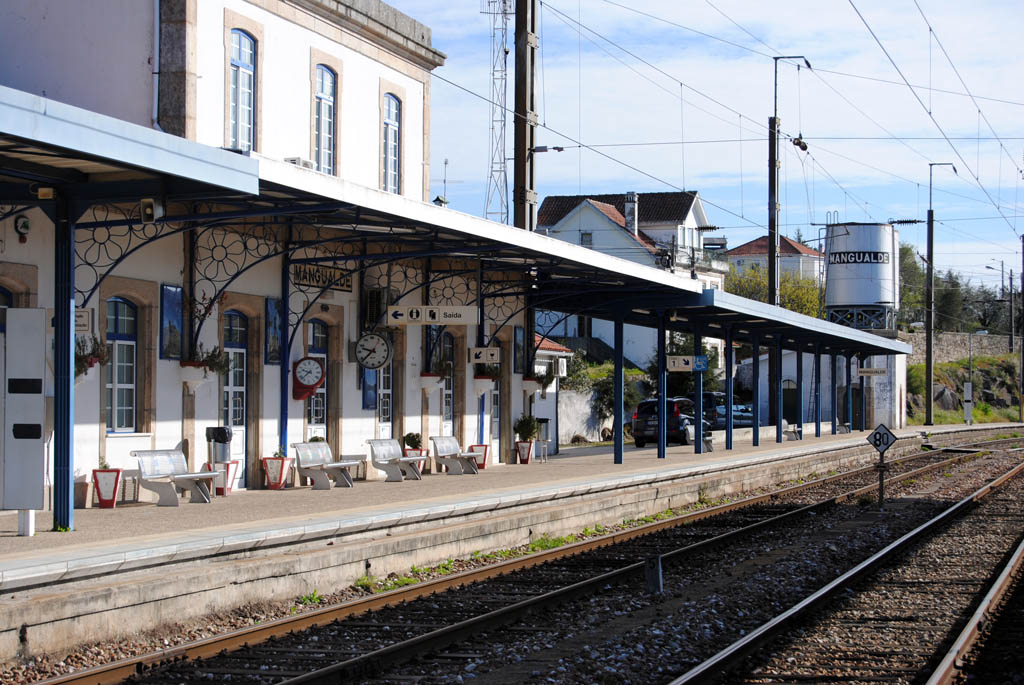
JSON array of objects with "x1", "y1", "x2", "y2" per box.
[{"x1": 0, "y1": 86, "x2": 909, "y2": 358}]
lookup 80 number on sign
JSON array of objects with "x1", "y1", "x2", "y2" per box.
[{"x1": 867, "y1": 424, "x2": 897, "y2": 456}]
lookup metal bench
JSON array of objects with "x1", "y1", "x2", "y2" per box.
[
  {"x1": 291, "y1": 441, "x2": 362, "y2": 489},
  {"x1": 367, "y1": 439, "x2": 425, "y2": 482},
  {"x1": 131, "y1": 449, "x2": 218, "y2": 506},
  {"x1": 429, "y1": 436, "x2": 480, "y2": 475}
]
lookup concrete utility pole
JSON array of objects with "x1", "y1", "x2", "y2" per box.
[
  {"x1": 513, "y1": 0, "x2": 538, "y2": 232},
  {"x1": 926, "y1": 162, "x2": 956, "y2": 426},
  {"x1": 768, "y1": 115, "x2": 780, "y2": 307}
]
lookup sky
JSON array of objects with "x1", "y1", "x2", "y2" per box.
[{"x1": 388, "y1": 0, "x2": 1024, "y2": 295}]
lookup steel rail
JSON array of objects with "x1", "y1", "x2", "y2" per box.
[
  {"x1": 668, "y1": 459, "x2": 1024, "y2": 685},
  {"x1": 278, "y1": 452, "x2": 998, "y2": 683},
  {"x1": 926, "y1": 531, "x2": 1024, "y2": 684},
  {"x1": 42, "y1": 438, "x2": 1010, "y2": 685}
]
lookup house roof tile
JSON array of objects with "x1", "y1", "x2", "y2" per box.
[
  {"x1": 535, "y1": 334, "x2": 572, "y2": 353},
  {"x1": 726, "y1": 235, "x2": 823, "y2": 257},
  {"x1": 538, "y1": 191, "x2": 696, "y2": 227}
]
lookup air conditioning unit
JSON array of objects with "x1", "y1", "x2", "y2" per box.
[
  {"x1": 284, "y1": 157, "x2": 315, "y2": 170},
  {"x1": 556, "y1": 358, "x2": 567, "y2": 377}
]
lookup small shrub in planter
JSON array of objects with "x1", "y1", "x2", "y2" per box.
[
  {"x1": 403, "y1": 432, "x2": 422, "y2": 450},
  {"x1": 513, "y1": 413, "x2": 539, "y2": 464}
]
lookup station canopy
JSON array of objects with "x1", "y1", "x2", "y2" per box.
[{"x1": 0, "y1": 86, "x2": 910, "y2": 358}]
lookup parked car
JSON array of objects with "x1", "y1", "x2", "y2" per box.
[
  {"x1": 712, "y1": 402, "x2": 754, "y2": 429},
  {"x1": 631, "y1": 397, "x2": 709, "y2": 448}
]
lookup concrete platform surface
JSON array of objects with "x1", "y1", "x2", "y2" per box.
[{"x1": 0, "y1": 423, "x2": 1012, "y2": 593}]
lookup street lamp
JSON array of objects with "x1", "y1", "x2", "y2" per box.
[
  {"x1": 925, "y1": 162, "x2": 957, "y2": 426},
  {"x1": 967, "y1": 329, "x2": 988, "y2": 425},
  {"x1": 985, "y1": 264, "x2": 1014, "y2": 353}
]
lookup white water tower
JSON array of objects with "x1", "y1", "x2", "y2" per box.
[{"x1": 824, "y1": 222, "x2": 900, "y2": 331}]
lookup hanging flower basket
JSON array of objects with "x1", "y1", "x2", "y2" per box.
[{"x1": 75, "y1": 336, "x2": 109, "y2": 378}]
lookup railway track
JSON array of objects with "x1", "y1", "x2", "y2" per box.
[
  {"x1": 670, "y1": 458, "x2": 1024, "y2": 684},
  {"x1": 41, "y1": 437, "x2": 1023, "y2": 685}
]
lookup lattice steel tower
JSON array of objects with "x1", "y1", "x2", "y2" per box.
[{"x1": 481, "y1": 0, "x2": 513, "y2": 224}]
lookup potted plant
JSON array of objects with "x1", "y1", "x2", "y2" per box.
[
  {"x1": 403, "y1": 432, "x2": 425, "y2": 459},
  {"x1": 75, "y1": 335, "x2": 109, "y2": 379},
  {"x1": 473, "y1": 363, "x2": 501, "y2": 380},
  {"x1": 180, "y1": 342, "x2": 232, "y2": 384},
  {"x1": 91, "y1": 455, "x2": 122, "y2": 509},
  {"x1": 261, "y1": 446, "x2": 292, "y2": 490},
  {"x1": 513, "y1": 413, "x2": 539, "y2": 464}
]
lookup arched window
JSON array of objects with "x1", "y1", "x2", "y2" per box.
[
  {"x1": 314, "y1": 66, "x2": 336, "y2": 174},
  {"x1": 383, "y1": 93, "x2": 401, "y2": 193},
  {"x1": 307, "y1": 319, "x2": 328, "y2": 431},
  {"x1": 106, "y1": 297, "x2": 137, "y2": 432},
  {"x1": 223, "y1": 310, "x2": 248, "y2": 348},
  {"x1": 229, "y1": 29, "x2": 256, "y2": 152}
]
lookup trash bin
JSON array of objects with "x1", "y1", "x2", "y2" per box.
[
  {"x1": 205, "y1": 427, "x2": 235, "y2": 495},
  {"x1": 206, "y1": 426, "x2": 232, "y2": 463}
]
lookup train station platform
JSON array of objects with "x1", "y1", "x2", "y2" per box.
[{"x1": 0, "y1": 422, "x2": 1016, "y2": 660}]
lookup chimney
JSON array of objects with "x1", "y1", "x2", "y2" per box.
[{"x1": 624, "y1": 191, "x2": 638, "y2": 236}]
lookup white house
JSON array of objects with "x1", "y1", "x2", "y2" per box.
[
  {"x1": 536, "y1": 191, "x2": 727, "y2": 369},
  {"x1": 726, "y1": 235, "x2": 825, "y2": 283}
]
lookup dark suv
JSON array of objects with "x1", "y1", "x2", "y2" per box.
[{"x1": 632, "y1": 397, "x2": 697, "y2": 448}]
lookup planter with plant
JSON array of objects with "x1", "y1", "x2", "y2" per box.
[
  {"x1": 473, "y1": 363, "x2": 501, "y2": 380},
  {"x1": 513, "y1": 413, "x2": 539, "y2": 464},
  {"x1": 75, "y1": 335, "x2": 109, "y2": 379},
  {"x1": 261, "y1": 446, "x2": 292, "y2": 489},
  {"x1": 91, "y1": 455, "x2": 122, "y2": 509},
  {"x1": 402, "y1": 432, "x2": 425, "y2": 459},
  {"x1": 180, "y1": 342, "x2": 232, "y2": 379}
]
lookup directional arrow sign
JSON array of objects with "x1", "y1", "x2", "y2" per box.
[
  {"x1": 389, "y1": 306, "x2": 477, "y2": 325},
  {"x1": 469, "y1": 347, "x2": 500, "y2": 363},
  {"x1": 667, "y1": 356, "x2": 694, "y2": 372},
  {"x1": 867, "y1": 423, "x2": 897, "y2": 456}
]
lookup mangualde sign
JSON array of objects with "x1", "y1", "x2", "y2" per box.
[
  {"x1": 828, "y1": 251, "x2": 890, "y2": 264},
  {"x1": 291, "y1": 264, "x2": 353, "y2": 291}
]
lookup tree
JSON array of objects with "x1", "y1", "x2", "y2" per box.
[
  {"x1": 641, "y1": 332, "x2": 720, "y2": 397},
  {"x1": 724, "y1": 265, "x2": 821, "y2": 318},
  {"x1": 935, "y1": 270, "x2": 965, "y2": 331},
  {"x1": 898, "y1": 243, "x2": 925, "y2": 325}
]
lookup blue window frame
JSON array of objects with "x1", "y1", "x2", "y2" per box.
[
  {"x1": 383, "y1": 93, "x2": 401, "y2": 193},
  {"x1": 229, "y1": 29, "x2": 256, "y2": 152},
  {"x1": 314, "y1": 65, "x2": 336, "y2": 174},
  {"x1": 224, "y1": 310, "x2": 248, "y2": 349},
  {"x1": 106, "y1": 297, "x2": 138, "y2": 432}
]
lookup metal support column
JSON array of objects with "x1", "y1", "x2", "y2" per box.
[
  {"x1": 694, "y1": 324, "x2": 704, "y2": 454},
  {"x1": 796, "y1": 344, "x2": 804, "y2": 439},
  {"x1": 814, "y1": 344, "x2": 822, "y2": 438},
  {"x1": 279, "y1": 224, "x2": 292, "y2": 456},
  {"x1": 656, "y1": 311, "x2": 666, "y2": 459},
  {"x1": 725, "y1": 326, "x2": 734, "y2": 450},
  {"x1": 53, "y1": 196, "x2": 76, "y2": 531},
  {"x1": 830, "y1": 353, "x2": 838, "y2": 435},
  {"x1": 859, "y1": 355, "x2": 867, "y2": 431},
  {"x1": 613, "y1": 317, "x2": 624, "y2": 464},
  {"x1": 775, "y1": 338, "x2": 784, "y2": 443},
  {"x1": 752, "y1": 334, "x2": 760, "y2": 447},
  {"x1": 845, "y1": 353, "x2": 853, "y2": 431}
]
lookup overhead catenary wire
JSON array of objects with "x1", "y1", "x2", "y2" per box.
[{"x1": 847, "y1": 0, "x2": 1020, "y2": 237}]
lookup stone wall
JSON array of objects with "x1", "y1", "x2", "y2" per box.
[{"x1": 900, "y1": 331, "x2": 1013, "y2": 365}]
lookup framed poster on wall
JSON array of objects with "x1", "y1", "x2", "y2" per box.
[
  {"x1": 159, "y1": 285, "x2": 183, "y2": 360},
  {"x1": 265, "y1": 298, "x2": 282, "y2": 365}
]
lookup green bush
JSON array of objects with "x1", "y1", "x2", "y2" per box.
[{"x1": 906, "y1": 364, "x2": 925, "y2": 396}]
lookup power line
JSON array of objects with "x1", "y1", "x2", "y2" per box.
[{"x1": 846, "y1": 0, "x2": 1020, "y2": 237}]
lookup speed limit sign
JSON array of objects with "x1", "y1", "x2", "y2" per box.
[{"x1": 867, "y1": 423, "x2": 896, "y2": 456}]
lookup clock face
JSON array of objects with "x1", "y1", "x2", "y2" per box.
[
  {"x1": 355, "y1": 332, "x2": 392, "y2": 369},
  {"x1": 294, "y1": 357, "x2": 324, "y2": 386}
]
